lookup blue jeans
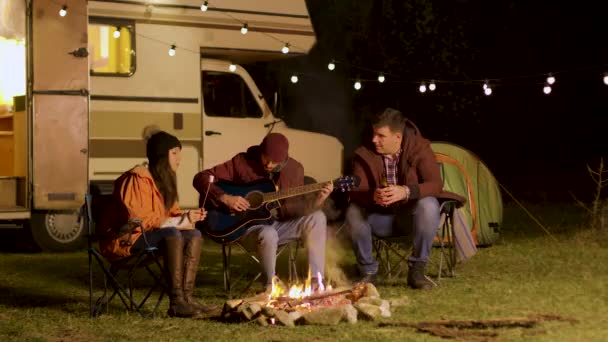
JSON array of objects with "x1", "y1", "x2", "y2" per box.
[
  {"x1": 346, "y1": 197, "x2": 440, "y2": 275},
  {"x1": 240, "y1": 210, "x2": 327, "y2": 285},
  {"x1": 131, "y1": 227, "x2": 202, "y2": 252}
]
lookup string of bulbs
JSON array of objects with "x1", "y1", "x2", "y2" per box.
[{"x1": 54, "y1": 2, "x2": 608, "y2": 95}]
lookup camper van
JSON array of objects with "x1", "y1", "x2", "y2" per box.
[{"x1": 0, "y1": 0, "x2": 343, "y2": 251}]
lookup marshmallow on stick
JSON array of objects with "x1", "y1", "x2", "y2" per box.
[{"x1": 201, "y1": 174, "x2": 214, "y2": 208}]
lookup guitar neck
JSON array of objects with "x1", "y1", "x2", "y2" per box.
[{"x1": 263, "y1": 182, "x2": 328, "y2": 202}]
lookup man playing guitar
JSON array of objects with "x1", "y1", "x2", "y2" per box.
[{"x1": 193, "y1": 133, "x2": 333, "y2": 292}]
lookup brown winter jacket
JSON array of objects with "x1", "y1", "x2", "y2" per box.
[
  {"x1": 98, "y1": 165, "x2": 182, "y2": 260},
  {"x1": 192, "y1": 145, "x2": 307, "y2": 220},
  {"x1": 349, "y1": 119, "x2": 460, "y2": 210}
]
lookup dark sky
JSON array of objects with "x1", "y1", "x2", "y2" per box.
[{"x1": 261, "y1": 0, "x2": 608, "y2": 202}]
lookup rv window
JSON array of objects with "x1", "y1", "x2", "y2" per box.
[
  {"x1": 88, "y1": 20, "x2": 135, "y2": 77},
  {"x1": 202, "y1": 71, "x2": 263, "y2": 118}
]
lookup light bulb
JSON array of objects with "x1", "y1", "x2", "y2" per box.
[
  {"x1": 543, "y1": 85, "x2": 552, "y2": 94},
  {"x1": 229, "y1": 64, "x2": 237, "y2": 72},
  {"x1": 168, "y1": 45, "x2": 176, "y2": 56},
  {"x1": 546, "y1": 75, "x2": 555, "y2": 85},
  {"x1": 240, "y1": 23, "x2": 248, "y2": 35},
  {"x1": 281, "y1": 43, "x2": 290, "y2": 54},
  {"x1": 378, "y1": 73, "x2": 385, "y2": 83},
  {"x1": 429, "y1": 81, "x2": 436, "y2": 91},
  {"x1": 59, "y1": 6, "x2": 67, "y2": 17},
  {"x1": 201, "y1": 1, "x2": 208, "y2": 11},
  {"x1": 484, "y1": 87, "x2": 492, "y2": 96},
  {"x1": 290, "y1": 75, "x2": 298, "y2": 83},
  {"x1": 603, "y1": 75, "x2": 608, "y2": 85},
  {"x1": 419, "y1": 83, "x2": 427, "y2": 93},
  {"x1": 354, "y1": 81, "x2": 362, "y2": 90},
  {"x1": 113, "y1": 28, "x2": 121, "y2": 39},
  {"x1": 328, "y1": 61, "x2": 335, "y2": 71}
]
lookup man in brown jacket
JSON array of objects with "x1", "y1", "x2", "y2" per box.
[
  {"x1": 347, "y1": 108, "x2": 443, "y2": 289},
  {"x1": 193, "y1": 133, "x2": 333, "y2": 290}
]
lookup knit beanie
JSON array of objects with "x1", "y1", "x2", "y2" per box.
[
  {"x1": 146, "y1": 131, "x2": 181, "y2": 165},
  {"x1": 260, "y1": 133, "x2": 289, "y2": 162}
]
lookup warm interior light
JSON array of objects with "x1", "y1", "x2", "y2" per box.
[{"x1": 0, "y1": 38, "x2": 26, "y2": 110}]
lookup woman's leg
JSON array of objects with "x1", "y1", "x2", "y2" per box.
[
  {"x1": 130, "y1": 227, "x2": 181, "y2": 252},
  {"x1": 162, "y1": 228, "x2": 200, "y2": 318},
  {"x1": 180, "y1": 229, "x2": 216, "y2": 313}
]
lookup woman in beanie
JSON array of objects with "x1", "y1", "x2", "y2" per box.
[{"x1": 99, "y1": 129, "x2": 215, "y2": 318}]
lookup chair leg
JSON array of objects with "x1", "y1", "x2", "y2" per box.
[
  {"x1": 288, "y1": 242, "x2": 299, "y2": 284},
  {"x1": 88, "y1": 249, "x2": 94, "y2": 318},
  {"x1": 90, "y1": 252, "x2": 140, "y2": 317},
  {"x1": 436, "y1": 212, "x2": 457, "y2": 280},
  {"x1": 222, "y1": 244, "x2": 231, "y2": 298}
]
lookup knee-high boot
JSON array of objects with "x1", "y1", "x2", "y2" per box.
[
  {"x1": 182, "y1": 236, "x2": 218, "y2": 313},
  {"x1": 164, "y1": 237, "x2": 199, "y2": 317}
]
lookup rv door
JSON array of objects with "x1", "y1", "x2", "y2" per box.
[{"x1": 29, "y1": 0, "x2": 89, "y2": 251}]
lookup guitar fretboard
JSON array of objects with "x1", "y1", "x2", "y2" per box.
[{"x1": 263, "y1": 182, "x2": 329, "y2": 202}]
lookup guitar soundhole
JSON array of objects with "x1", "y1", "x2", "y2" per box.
[{"x1": 246, "y1": 191, "x2": 264, "y2": 209}]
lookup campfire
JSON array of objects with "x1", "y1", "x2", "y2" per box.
[{"x1": 221, "y1": 270, "x2": 392, "y2": 326}]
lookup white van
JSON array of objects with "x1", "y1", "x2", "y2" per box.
[{"x1": 0, "y1": 0, "x2": 343, "y2": 251}]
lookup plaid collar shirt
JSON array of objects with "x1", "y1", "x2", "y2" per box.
[{"x1": 381, "y1": 149, "x2": 402, "y2": 186}]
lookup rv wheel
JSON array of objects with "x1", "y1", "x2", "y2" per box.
[{"x1": 30, "y1": 210, "x2": 86, "y2": 252}]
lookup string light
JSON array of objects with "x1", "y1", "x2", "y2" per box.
[
  {"x1": 56, "y1": 0, "x2": 607, "y2": 93},
  {"x1": 281, "y1": 43, "x2": 290, "y2": 54},
  {"x1": 328, "y1": 60, "x2": 336, "y2": 71},
  {"x1": 419, "y1": 82, "x2": 427, "y2": 93},
  {"x1": 483, "y1": 81, "x2": 492, "y2": 95}
]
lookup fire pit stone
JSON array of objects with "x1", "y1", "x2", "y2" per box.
[{"x1": 220, "y1": 282, "x2": 393, "y2": 326}]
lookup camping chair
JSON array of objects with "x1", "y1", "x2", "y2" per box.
[
  {"x1": 373, "y1": 194, "x2": 467, "y2": 282},
  {"x1": 86, "y1": 193, "x2": 168, "y2": 318},
  {"x1": 219, "y1": 239, "x2": 299, "y2": 299}
]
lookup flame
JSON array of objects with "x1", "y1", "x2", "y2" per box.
[
  {"x1": 269, "y1": 276, "x2": 285, "y2": 300},
  {"x1": 268, "y1": 268, "x2": 328, "y2": 301}
]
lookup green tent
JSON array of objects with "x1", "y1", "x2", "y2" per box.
[{"x1": 432, "y1": 142, "x2": 503, "y2": 246}]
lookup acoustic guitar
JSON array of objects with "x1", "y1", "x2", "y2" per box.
[{"x1": 197, "y1": 176, "x2": 360, "y2": 243}]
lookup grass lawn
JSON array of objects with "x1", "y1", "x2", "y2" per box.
[{"x1": 1, "y1": 203, "x2": 607, "y2": 341}]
